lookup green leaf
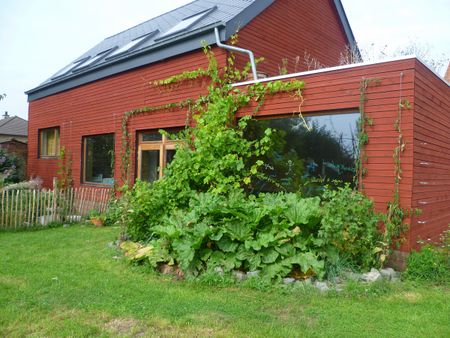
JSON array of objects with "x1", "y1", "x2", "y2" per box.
[
  {"x1": 217, "y1": 236, "x2": 239, "y2": 253},
  {"x1": 261, "y1": 248, "x2": 279, "y2": 264}
]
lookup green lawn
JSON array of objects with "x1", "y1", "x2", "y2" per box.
[{"x1": 0, "y1": 225, "x2": 448, "y2": 337}]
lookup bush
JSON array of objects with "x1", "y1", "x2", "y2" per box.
[
  {"x1": 119, "y1": 184, "x2": 381, "y2": 281},
  {"x1": 113, "y1": 46, "x2": 383, "y2": 282},
  {"x1": 0, "y1": 149, "x2": 25, "y2": 188},
  {"x1": 320, "y1": 185, "x2": 381, "y2": 269},
  {"x1": 404, "y1": 229, "x2": 450, "y2": 284}
]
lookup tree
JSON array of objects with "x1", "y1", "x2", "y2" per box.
[{"x1": 339, "y1": 41, "x2": 449, "y2": 76}]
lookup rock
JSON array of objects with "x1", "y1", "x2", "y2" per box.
[
  {"x1": 343, "y1": 271, "x2": 362, "y2": 281},
  {"x1": 214, "y1": 266, "x2": 224, "y2": 276},
  {"x1": 232, "y1": 270, "x2": 247, "y2": 281},
  {"x1": 112, "y1": 255, "x2": 120, "y2": 260},
  {"x1": 63, "y1": 224, "x2": 70, "y2": 228},
  {"x1": 315, "y1": 281, "x2": 329, "y2": 292},
  {"x1": 107, "y1": 241, "x2": 116, "y2": 248},
  {"x1": 283, "y1": 277, "x2": 296, "y2": 284},
  {"x1": 246, "y1": 270, "x2": 260, "y2": 278},
  {"x1": 380, "y1": 268, "x2": 396, "y2": 280},
  {"x1": 160, "y1": 264, "x2": 175, "y2": 275},
  {"x1": 361, "y1": 268, "x2": 382, "y2": 282},
  {"x1": 174, "y1": 267, "x2": 185, "y2": 280},
  {"x1": 330, "y1": 276, "x2": 343, "y2": 284}
]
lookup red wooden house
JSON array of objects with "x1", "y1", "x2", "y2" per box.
[{"x1": 26, "y1": 0, "x2": 450, "y2": 255}]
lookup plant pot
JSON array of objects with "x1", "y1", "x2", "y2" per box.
[{"x1": 91, "y1": 218, "x2": 104, "y2": 227}]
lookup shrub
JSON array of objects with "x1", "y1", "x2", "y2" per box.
[
  {"x1": 320, "y1": 185, "x2": 381, "y2": 269},
  {"x1": 404, "y1": 229, "x2": 450, "y2": 284},
  {"x1": 0, "y1": 149, "x2": 25, "y2": 187},
  {"x1": 119, "y1": 185, "x2": 381, "y2": 280},
  {"x1": 114, "y1": 46, "x2": 383, "y2": 282}
]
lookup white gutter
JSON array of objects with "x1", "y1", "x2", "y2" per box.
[
  {"x1": 231, "y1": 54, "x2": 450, "y2": 87},
  {"x1": 214, "y1": 27, "x2": 258, "y2": 81}
]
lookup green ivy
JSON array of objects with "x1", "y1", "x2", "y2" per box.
[{"x1": 110, "y1": 45, "x2": 387, "y2": 281}]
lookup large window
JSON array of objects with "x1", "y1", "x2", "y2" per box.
[
  {"x1": 82, "y1": 134, "x2": 114, "y2": 185},
  {"x1": 245, "y1": 112, "x2": 359, "y2": 192},
  {"x1": 137, "y1": 129, "x2": 180, "y2": 182},
  {"x1": 39, "y1": 127, "x2": 60, "y2": 158}
]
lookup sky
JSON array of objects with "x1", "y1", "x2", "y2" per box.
[{"x1": 0, "y1": 0, "x2": 449, "y2": 120}]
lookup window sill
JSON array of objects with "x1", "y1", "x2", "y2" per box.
[
  {"x1": 81, "y1": 182, "x2": 114, "y2": 188},
  {"x1": 39, "y1": 156, "x2": 58, "y2": 160}
]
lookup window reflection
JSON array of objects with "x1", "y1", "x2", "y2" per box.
[
  {"x1": 83, "y1": 134, "x2": 114, "y2": 185},
  {"x1": 245, "y1": 113, "x2": 359, "y2": 193}
]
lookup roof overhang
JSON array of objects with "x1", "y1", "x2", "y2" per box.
[{"x1": 333, "y1": 0, "x2": 359, "y2": 54}]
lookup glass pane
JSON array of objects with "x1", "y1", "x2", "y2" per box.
[
  {"x1": 84, "y1": 134, "x2": 114, "y2": 184},
  {"x1": 141, "y1": 150, "x2": 160, "y2": 182},
  {"x1": 166, "y1": 149, "x2": 176, "y2": 165},
  {"x1": 245, "y1": 113, "x2": 359, "y2": 193},
  {"x1": 47, "y1": 131, "x2": 55, "y2": 155},
  {"x1": 40, "y1": 128, "x2": 59, "y2": 157},
  {"x1": 160, "y1": 10, "x2": 212, "y2": 38},
  {"x1": 141, "y1": 132, "x2": 162, "y2": 142},
  {"x1": 108, "y1": 36, "x2": 146, "y2": 58}
]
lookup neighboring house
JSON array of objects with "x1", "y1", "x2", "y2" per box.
[
  {"x1": 0, "y1": 113, "x2": 28, "y2": 144},
  {"x1": 26, "y1": 0, "x2": 449, "y2": 254},
  {"x1": 0, "y1": 113, "x2": 28, "y2": 175}
]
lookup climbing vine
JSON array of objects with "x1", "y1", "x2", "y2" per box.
[
  {"x1": 119, "y1": 45, "x2": 304, "y2": 186},
  {"x1": 120, "y1": 100, "x2": 193, "y2": 186},
  {"x1": 56, "y1": 147, "x2": 73, "y2": 189},
  {"x1": 355, "y1": 77, "x2": 379, "y2": 189},
  {"x1": 382, "y1": 72, "x2": 420, "y2": 253}
]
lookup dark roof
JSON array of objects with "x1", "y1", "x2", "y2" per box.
[
  {"x1": 26, "y1": 0, "x2": 356, "y2": 101},
  {"x1": 0, "y1": 116, "x2": 28, "y2": 137}
]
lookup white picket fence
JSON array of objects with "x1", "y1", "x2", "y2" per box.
[{"x1": 0, "y1": 187, "x2": 111, "y2": 230}]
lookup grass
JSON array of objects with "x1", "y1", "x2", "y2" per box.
[{"x1": 0, "y1": 225, "x2": 449, "y2": 337}]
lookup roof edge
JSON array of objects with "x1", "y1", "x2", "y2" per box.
[
  {"x1": 26, "y1": 23, "x2": 224, "y2": 99},
  {"x1": 224, "y1": 0, "x2": 275, "y2": 39},
  {"x1": 231, "y1": 55, "x2": 426, "y2": 87},
  {"x1": 333, "y1": 0, "x2": 359, "y2": 54}
]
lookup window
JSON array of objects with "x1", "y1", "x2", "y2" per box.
[
  {"x1": 51, "y1": 59, "x2": 87, "y2": 79},
  {"x1": 158, "y1": 7, "x2": 216, "y2": 39},
  {"x1": 137, "y1": 129, "x2": 181, "y2": 182},
  {"x1": 75, "y1": 48, "x2": 115, "y2": 70},
  {"x1": 245, "y1": 112, "x2": 359, "y2": 192},
  {"x1": 39, "y1": 127, "x2": 60, "y2": 158},
  {"x1": 107, "y1": 30, "x2": 158, "y2": 59},
  {"x1": 82, "y1": 134, "x2": 114, "y2": 185}
]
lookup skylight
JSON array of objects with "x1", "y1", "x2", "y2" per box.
[
  {"x1": 51, "y1": 59, "x2": 87, "y2": 79},
  {"x1": 107, "y1": 30, "x2": 158, "y2": 59},
  {"x1": 159, "y1": 7, "x2": 216, "y2": 39},
  {"x1": 76, "y1": 49, "x2": 114, "y2": 70}
]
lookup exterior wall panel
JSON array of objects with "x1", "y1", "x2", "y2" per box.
[
  {"x1": 236, "y1": 59, "x2": 417, "y2": 250},
  {"x1": 411, "y1": 60, "x2": 450, "y2": 249},
  {"x1": 234, "y1": 0, "x2": 350, "y2": 76},
  {"x1": 28, "y1": 48, "x2": 227, "y2": 188}
]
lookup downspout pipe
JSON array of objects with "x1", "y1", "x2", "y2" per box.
[{"x1": 214, "y1": 27, "x2": 258, "y2": 80}]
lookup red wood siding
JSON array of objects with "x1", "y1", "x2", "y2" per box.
[
  {"x1": 236, "y1": 59, "x2": 417, "y2": 250},
  {"x1": 410, "y1": 60, "x2": 450, "y2": 249},
  {"x1": 28, "y1": 48, "x2": 228, "y2": 188},
  {"x1": 234, "y1": 0, "x2": 349, "y2": 76},
  {"x1": 28, "y1": 41, "x2": 449, "y2": 252}
]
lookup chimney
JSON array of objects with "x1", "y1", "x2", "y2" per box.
[
  {"x1": 2, "y1": 111, "x2": 9, "y2": 119},
  {"x1": 445, "y1": 62, "x2": 450, "y2": 83}
]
